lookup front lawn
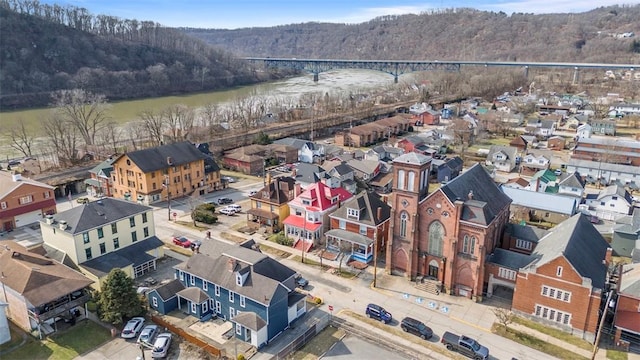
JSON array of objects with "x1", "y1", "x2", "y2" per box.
[
  {"x1": 7, "y1": 320, "x2": 111, "y2": 360},
  {"x1": 492, "y1": 324, "x2": 588, "y2": 360}
]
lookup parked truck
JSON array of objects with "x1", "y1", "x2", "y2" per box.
[{"x1": 441, "y1": 331, "x2": 489, "y2": 360}]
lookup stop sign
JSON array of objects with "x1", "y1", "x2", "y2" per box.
[{"x1": 328, "y1": 305, "x2": 334, "y2": 311}]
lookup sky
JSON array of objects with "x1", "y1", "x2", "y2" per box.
[{"x1": 40, "y1": 0, "x2": 639, "y2": 29}]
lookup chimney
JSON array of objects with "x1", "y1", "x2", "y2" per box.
[
  {"x1": 292, "y1": 168, "x2": 297, "y2": 177},
  {"x1": 377, "y1": 207, "x2": 382, "y2": 220},
  {"x1": 59, "y1": 220, "x2": 68, "y2": 230},
  {"x1": 266, "y1": 171, "x2": 272, "y2": 186},
  {"x1": 468, "y1": 190, "x2": 474, "y2": 200},
  {"x1": 295, "y1": 183, "x2": 302, "y2": 196},
  {"x1": 11, "y1": 173, "x2": 22, "y2": 182},
  {"x1": 227, "y1": 258, "x2": 236, "y2": 272},
  {"x1": 45, "y1": 215, "x2": 54, "y2": 225},
  {"x1": 604, "y1": 247, "x2": 612, "y2": 267}
]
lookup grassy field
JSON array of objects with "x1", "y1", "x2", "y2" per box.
[
  {"x1": 6, "y1": 320, "x2": 112, "y2": 360},
  {"x1": 512, "y1": 316, "x2": 593, "y2": 351},
  {"x1": 492, "y1": 324, "x2": 589, "y2": 360}
]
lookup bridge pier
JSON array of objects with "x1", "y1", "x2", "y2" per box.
[
  {"x1": 524, "y1": 66, "x2": 529, "y2": 79},
  {"x1": 394, "y1": 75, "x2": 398, "y2": 83},
  {"x1": 572, "y1": 67, "x2": 580, "y2": 85},
  {"x1": 313, "y1": 73, "x2": 319, "y2": 82}
]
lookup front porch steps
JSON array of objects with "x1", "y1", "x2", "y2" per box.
[
  {"x1": 414, "y1": 277, "x2": 441, "y2": 295},
  {"x1": 293, "y1": 239, "x2": 313, "y2": 253}
]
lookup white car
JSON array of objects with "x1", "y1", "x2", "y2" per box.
[
  {"x1": 151, "y1": 333, "x2": 172, "y2": 358},
  {"x1": 248, "y1": 190, "x2": 258, "y2": 196},
  {"x1": 219, "y1": 208, "x2": 236, "y2": 216},
  {"x1": 137, "y1": 324, "x2": 159, "y2": 347},
  {"x1": 226, "y1": 204, "x2": 242, "y2": 212},
  {"x1": 121, "y1": 317, "x2": 145, "y2": 339}
]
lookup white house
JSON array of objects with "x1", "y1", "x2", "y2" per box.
[
  {"x1": 557, "y1": 172, "x2": 586, "y2": 198},
  {"x1": 521, "y1": 154, "x2": 550, "y2": 170},
  {"x1": 584, "y1": 184, "x2": 634, "y2": 220},
  {"x1": 576, "y1": 124, "x2": 592, "y2": 139},
  {"x1": 486, "y1": 145, "x2": 517, "y2": 172},
  {"x1": 272, "y1": 138, "x2": 324, "y2": 164}
]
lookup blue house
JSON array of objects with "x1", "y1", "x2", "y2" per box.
[
  {"x1": 160, "y1": 246, "x2": 306, "y2": 349},
  {"x1": 147, "y1": 279, "x2": 185, "y2": 314}
]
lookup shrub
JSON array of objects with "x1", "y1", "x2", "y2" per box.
[
  {"x1": 237, "y1": 355, "x2": 246, "y2": 360},
  {"x1": 191, "y1": 209, "x2": 218, "y2": 224},
  {"x1": 315, "y1": 297, "x2": 323, "y2": 305},
  {"x1": 86, "y1": 300, "x2": 98, "y2": 312},
  {"x1": 197, "y1": 203, "x2": 216, "y2": 212},
  {"x1": 272, "y1": 232, "x2": 294, "y2": 246}
]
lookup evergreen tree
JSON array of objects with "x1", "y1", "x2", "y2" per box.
[{"x1": 97, "y1": 269, "x2": 145, "y2": 325}]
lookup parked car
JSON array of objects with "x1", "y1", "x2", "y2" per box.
[
  {"x1": 217, "y1": 197, "x2": 233, "y2": 205},
  {"x1": 121, "y1": 317, "x2": 145, "y2": 339},
  {"x1": 441, "y1": 331, "x2": 489, "y2": 360},
  {"x1": 295, "y1": 275, "x2": 309, "y2": 288},
  {"x1": 219, "y1": 208, "x2": 236, "y2": 216},
  {"x1": 248, "y1": 190, "x2": 258, "y2": 196},
  {"x1": 76, "y1": 197, "x2": 89, "y2": 204},
  {"x1": 554, "y1": 168, "x2": 563, "y2": 176},
  {"x1": 222, "y1": 176, "x2": 236, "y2": 183},
  {"x1": 401, "y1": 317, "x2": 433, "y2": 339},
  {"x1": 151, "y1": 332, "x2": 172, "y2": 358},
  {"x1": 365, "y1": 303, "x2": 392, "y2": 324},
  {"x1": 172, "y1": 236, "x2": 192, "y2": 248},
  {"x1": 590, "y1": 215, "x2": 600, "y2": 224},
  {"x1": 137, "y1": 324, "x2": 160, "y2": 347},
  {"x1": 226, "y1": 204, "x2": 242, "y2": 212}
]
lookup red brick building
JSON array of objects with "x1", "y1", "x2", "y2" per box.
[
  {"x1": 613, "y1": 263, "x2": 640, "y2": 349},
  {"x1": 0, "y1": 171, "x2": 56, "y2": 232},
  {"x1": 572, "y1": 137, "x2": 640, "y2": 166}
]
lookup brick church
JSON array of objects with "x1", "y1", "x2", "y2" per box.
[{"x1": 386, "y1": 153, "x2": 512, "y2": 301}]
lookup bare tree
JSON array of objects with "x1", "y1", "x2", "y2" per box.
[
  {"x1": 139, "y1": 109, "x2": 166, "y2": 146},
  {"x1": 163, "y1": 104, "x2": 194, "y2": 142},
  {"x1": 492, "y1": 308, "x2": 515, "y2": 330},
  {"x1": 42, "y1": 114, "x2": 80, "y2": 166},
  {"x1": 51, "y1": 89, "x2": 111, "y2": 146},
  {"x1": 6, "y1": 120, "x2": 36, "y2": 158},
  {"x1": 97, "y1": 120, "x2": 123, "y2": 155}
]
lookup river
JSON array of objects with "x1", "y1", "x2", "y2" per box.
[{"x1": 0, "y1": 69, "x2": 408, "y2": 159}]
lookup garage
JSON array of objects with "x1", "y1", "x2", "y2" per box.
[{"x1": 14, "y1": 210, "x2": 44, "y2": 228}]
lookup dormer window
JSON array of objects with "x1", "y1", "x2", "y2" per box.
[
  {"x1": 347, "y1": 208, "x2": 359, "y2": 219},
  {"x1": 302, "y1": 199, "x2": 311, "y2": 206},
  {"x1": 236, "y1": 273, "x2": 242, "y2": 286}
]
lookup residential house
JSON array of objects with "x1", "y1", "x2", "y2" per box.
[
  {"x1": 520, "y1": 154, "x2": 550, "y2": 175},
  {"x1": 525, "y1": 119, "x2": 556, "y2": 138},
  {"x1": 203, "y1": 155, "x2": 223, "y2": 192},
  {"x1": 611, "y1": 209, "x2": 640, "y2": 257},
  {"x1": 0, "y1": 171, "x2": 56, "y2": 232},
  {"x1": 84, "y1": 158, "x2": 115, "y2": 198},
  {"x1": 591, "y1": 119, "x2": 617, "y2": 136},
  {"x1": 613, "y1": 262, "x2": 640, "y2": 351},
  {"x1": 325, "y1": 162, "x2": 357, "y2": 194},
  {"x1": 572, "y1": 137, "x2": 640, "y2": 166},
  {"x1": 557, "y1": 172, "x2": 586, "y2": 199},
  {"x1": 335, "y1": 115, "x2": 411, "y2": 148},
  {"x1": 501, "y1": 186, "x2": 578, "y2": 225},
  {"x1": 111, "y1": 141, "x2": 211, "y2": 204},
  {"x1": 169, "y1": 245, "x2": 306, "y2": 348},
  {"x1": 368, "y1": 170, "x2": 395, "y2": 195},
  {"x1": 246, "y1": 176, "x2": 300, "y2": 234},
  {"x1": 345, "y1": 159, "x2": 381, "y2": 183},
  {"x1": 503, "y1": 177, "x2": 530, "y2": 189},
  {"x1": 485, "y1": 146, "x2": 518, "y2": 172},
  {"x1": 501, "y1": 223, "x2": 549, "y2": 254},
  {"x1": 147, "y1": 279, "x2": 185, "y2": 316},
  {"x1": 565, "y1": 159, "x2": 640, "y2": 187},
  {"x1": 223, "y1": 149, "x2": 264, "y2": 176},
  {"x1": 364, "y1": 145, "x2": 405, "y2": 163},
  {"x1": 266, "y1": 144, "x2": 299, "y2": 165},
  {"x1": 509, "y1": 136, "x2": 528, "y2": 152},
  {"x1": 327, "y1": 191, "x2": 392, "y2": 263},
  {"x1": 0, "y1": 241, "x2": 93, "y2": 336},
  {"x1": 272, "y1": 138, "x2": 323, "y2": 164},
  {"x1": 610, "y1": 102, "x2": 640, "y2": 116},
  {"x1": 284, "y1": 182, "x2": 352, "y2": 252},
  {"x1": 576, "y1": 123, "x2": 592, "y2": 139},
  {"x1": 511, "y1": 214, "x2": 611, "y2": 342},
  {"x1": 39, "y1": 198, "x2": 164, "y2": 290},
  {"x1": 584, "y1": 184, "x2": 634, "y2": 221},
  {"x1": 547, "y1": 136, "x2": 566, "y2": 151},
  {"x1": 412, "y1": 107, "x2": 440, "y2": 126},
  {"x1": 431, "y1": 156, "x2": 463, "y2": 183},
  {"x1": 292, "y1": 163, "x2": 327, "y2": 189},
  {"x1": 527, "y1": 169, "x2": 559, "y2": 193},
  {"x1": 396, "y1": 135, "x2": 425, "y2": 154}
]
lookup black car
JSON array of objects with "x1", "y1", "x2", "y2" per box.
[
  {"x1": 217, "y1": 197, "x2": 233, "y2": 205},
  {"x1": 401, "y1": 317, "x2": 433, "y2": 339}
]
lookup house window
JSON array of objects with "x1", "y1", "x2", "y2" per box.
[
  {"x1": 142, "y1": 213, "x2": 148, "y2": 223},
  {"x1": 83, "y1": 232, "x2": 90, "y2": 244},
  {"x1": 397, "y1": 170, "x2": 405, "y2": 190},
  {"x1": 19, "y1": 195, "x2": 33, "y2": 204},
  {"x1": 129, "y1": 217, "x2": 136, "y2": 227},
  {"x1": 152, "y1": 297, "x2": 158, "y2": 307},
  {"x1": 339, "y1": 220, "x2": 346, "y2": 230},
  {"x1": 97, "y1": 228, "x2": 104, "y2": 239},
  {"x1": 556, "y1": 266, "x2": 563, "y2": 277},
  {"x1": 113, "y1": 238, "x2": 119, "y2": 249},
  {"x1": 359, "y1": 225, "x2": 367, "y2": 235},
  {"x1": 347, "y1": 208, "x2": 359, "y2": 219},
  {"x1": 0, "y1": 202, "x2": 6, "y2": 209},
  {"x1": 498, "y1": 267, "x2": 516, "y2": 280},
  {"x1": 202, "y1": 301, "x2": 208, "y2": 313},
  {"x1": 44, "y1": 191, "x2": 50, "y2": 199},
  {"x1": 236, "y1": 273, "x2": 242, "y2": 286},
  {"x1": 215, "y1": 285, "x2": 220, "y2": 297},
  {"x1": 111, "y1": 223, "x2": 117, "y2": 234},
  {"x1": 203, "y1": 281, "x2": 208, "y2": 291},
  {"x1": 85, "y1": 248, "x2": 92, "y2": 260},
  {"x1": 399, "y1": 212, "x2": 408, "y2": 238},
  {"x1": 191, "y1": 302, "x2": 197, "y2": 314},
  {"x1": 179, "y1": 271, "x2": 184, "y2": 281},
  {"x1": 515, "y1": 239, "x2": 532, "y2": 251},
  {"x1": 229, "y1": 307, "x2": 235, "y2": 320},
  {"x1": 190, "y1": 275, "x2": 196, "y2": 286},
  {"x1": 99, "y1": 243, "x2": 106, "y2": 255},
  {"x1": 132, "y1": 231, "x2": 138, "y2": 242},
  {"x1": 236, "y1": 323, "x2": 242, "y2": 335},
  {"x1": 215, "y1": 301, "x2": 221, "y2": 314},
  {"x1": 240, "y1": 295, "x2": 246, "y2": 308},
  {"x1": 229, "y1": 291, "x2": 234, "y2": 303},
  {"x1": 534, "y1": 304, "x2": 571, "y2": 325},
  {"x1": 143, "y1": 227, "x2": 149, "y2": 238}
]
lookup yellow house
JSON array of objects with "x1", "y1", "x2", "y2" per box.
[
  {"x1": 39, "y1": 198, "x2": 164, "y2": 290},
  {"x1": 246, "y1": 175, "x2": 301, "y2": 234},
  {"x1": 111, "y1": 141, "x2": 219, "y2": 205}
]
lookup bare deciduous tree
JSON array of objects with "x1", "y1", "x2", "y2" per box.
[
  {"x1": 139, "y1": 109, "x2": 166, "y2": 146},
  {"x1": 492, "y1": 308, "x2": 515, "y2": 330},
  {"x1": 42, "y1": 114, "x2": 80, "y2": 166},
  {"x1": 6, "y1": 120, "x2": 36, "y2": 158},
  {"x1": 51, "y1": 89, "x2": 111, "y2": 146},
  {"x1": 163, "y1": 104, "x2": 194, "y2": 142}
]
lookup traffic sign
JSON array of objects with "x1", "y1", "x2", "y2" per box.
[{"x1": 328, "y1": 305, "x2": 334, "y2": 311}]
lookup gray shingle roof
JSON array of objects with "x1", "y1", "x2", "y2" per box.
[
  {"x1": 392, "y1": 152, "x2": 431, "y2": 165},
  {"x1": 294, "y1": 163, "x2": 326, "y2": 184},
  {"x1": 177, "y1": 287, "x2": 209, "y2": 303},
  {"x1": 598, "y1": 184, "x2": 633, "y2": 204},
  {"x1": 46, "y1": 198, "x2": 151, "y2": 234},
  {"x1": 439, "y1": 163, "x2": 511, "y2": 225},
  {"x1": 154, "y1": 279, "x2": 185, "y2": 301},
  {"x1": 234, "y1": 311, "x2": 267, "y2": 331},
  {"x1": 81, "y1": 236, "x2": 164, "y2": 277},
  {"x1": 618, "y1": 263, "x2": 640, "y2": 297},
  {"x1": 505, "y1": 223, "x2": 549, "y2": 243},
  {"x1": 123, "y1": 141, "x2": 208, "y2": 173},
  {"x1": 522, "y1": 213, "x2": 610, "y2": 289},
  {"x1": 330, "y1": 191, "x2": 391, "y2": 226},
  {"x1": 487, "y1": 248, "x2": 533, "y2": 270},
  {"x1": 558, "y1": 172, "x2": 585, "y2": 189}
]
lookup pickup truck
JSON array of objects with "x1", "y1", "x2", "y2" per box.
[{"x1": 441, "y1": 331, "x2": 489, "y2": 360}]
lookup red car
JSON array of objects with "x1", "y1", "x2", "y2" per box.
[{"x1": 172, "y1": 236, "x2": 192, "y2": 248}]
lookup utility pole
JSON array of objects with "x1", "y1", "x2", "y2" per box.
[
  {"x1": 164, "y1": 175, "x2": 171, "y2": 221},
  {"x1": 591, "y1": 290, "x2": 613, "y2": 360},
  {"x1": 301, "y1": 210, "x2": 306, "y2": 264},
  {"x1": 373, "y1": 230, "x2": 378, "y2": 288}
]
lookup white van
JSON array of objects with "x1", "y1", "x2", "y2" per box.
[{"x1": 227, "y1": 204, "x2": 242, "y2": 212}]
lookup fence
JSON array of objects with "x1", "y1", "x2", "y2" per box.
[
  {"x1": 151, "y1": 314, "x2": 222, "y2": 358},
  {"x1": 270, "y1": 313, "x2": 331, "y2": 360}
]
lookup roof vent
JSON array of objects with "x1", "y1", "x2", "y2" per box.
[
  {"x1": 12, "y1": 173, "x2": 22, "y2": 182},
  {"x1": 45, "y1": 215, "x2": 54, "y2": 225},
  {"x1": 167, "y1": 157, "x2": 174, "y2": 166},
  {"x1": 59, "y1": 220, "x2": 68, "y2": 230},
  {"x1": 468, "y1": 190, "x2": 474, "y2": 200}
]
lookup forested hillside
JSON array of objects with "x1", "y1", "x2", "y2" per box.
[
  {"x1": 185, "y1": 6, "x2": 640, "y2": 63},
  {"x1": 0, "y1": 0, "x2": 280, "y2": 110}
]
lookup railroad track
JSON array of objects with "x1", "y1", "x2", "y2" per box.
[{"x1": 330, "y1": 317, "x2": 428, "y2": 360}]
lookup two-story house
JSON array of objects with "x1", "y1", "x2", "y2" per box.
[
  {"x1": 576, "y1": 123, "x2": 592, "y2": 139},
  {"x1": 84, "y1": 158, "x2": 115, "y2": 198},
  {"x1": 431, "y1": 156, "x2": 463, "y2": 183},
  {"x1": 511, "y1": 214, "x2": 611, "y2": 342},
  {"x1": 292, "y1": 163, "x2": 327, "y2": 189},
  {"x1": 485, "y1": 146, "x2": 517, "y2": 173},
  {"x1": 39, "y1": 198, "x2": 164, "y2": 290},
  {"x1": 525, "y1": 119, "x2": 556, "y2": 138},
  {"x1": 0, "y1": 171, "x2": 56, "y2": 232},
  {"x1": 325, "y1": 162, "x2": 357, "y2": 194},
  {"x1": 272, "y1": 138, "x2": 324, "y2": 164},
  {"x1": 591, "y1": 119, "x2": 617, "y2": 136},
  {"x1": 520, "y1": 154, "x2": 550, "y2": 175},
  {"x1": 611, "y1": 209, "x2": 640, "y2": 258},
  {"x1": 364, "y1": 145, "x2": 405, "y2": 163},
  {"x1": 283, "y1": 182, "x2": 352, "y2": 252},
  {"x1": 557, "y1": 172, "x2": 585, "y2": 199},
  {"x1": 151, "y1": 245, "x2": 306, "y2": 349},
  {"x1": 326, "y1": 191, "x2": 391, "y2": 264},
  {"x1": 0, "y1": 241, "x2": 93, "y2": 336},
  {"x1": 613, "y1": 262, "x2": 640, "y2": 351},
  {"x1": 246, "y1": 176, "x2": 300, "y2": 234},
  {"x1": 346, "y1": 159, "x2": 381, "y2": 182},
  {"x1": 111, "y1": 141, "x2": 212, "y2": 205},
  {"x1": 584, "y1": 184, "x2": 634, "y2": 221},
  {"x1": 527, "y1": 169, "x2": 559, "y2": 193}
]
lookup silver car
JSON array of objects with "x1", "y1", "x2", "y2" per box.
[
  {"x1": 137, "y1": 324, "x2": 159, "y2": 347},
  {"x1": 121, "y1": 317, "x2": 145, "y2": 339},
  {"x1": 151, "y1": 333, "x2": 172, "y2": 358}
]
